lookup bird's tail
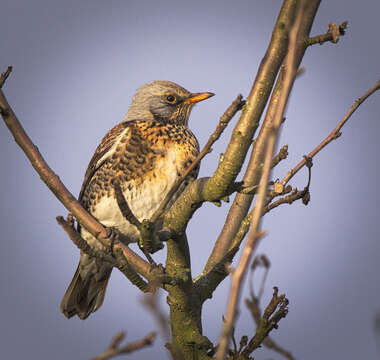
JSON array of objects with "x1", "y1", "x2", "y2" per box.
[{"x1": 60, "y1": 256, "x2": 112, "y2": 320}]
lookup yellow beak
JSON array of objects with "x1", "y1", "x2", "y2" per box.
[{"x1": 186, "y1": 92, "x2": 215, "y2": 104}]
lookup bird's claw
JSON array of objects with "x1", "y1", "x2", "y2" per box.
[{"x1": 105, "y1": 227, "x2": 121, "y2": 257}]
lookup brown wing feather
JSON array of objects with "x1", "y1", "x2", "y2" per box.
[{"x1": 78, "y1": 122, "x2": 128, "y2": 202}]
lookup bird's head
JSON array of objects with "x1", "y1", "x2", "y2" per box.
[{"x1": 124, "y1": 80, "x2": 214, "y2": 125}]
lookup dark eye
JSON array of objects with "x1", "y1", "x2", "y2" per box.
[{"x1": 166, "y1": 94, "x2": 176, "y2": 103}]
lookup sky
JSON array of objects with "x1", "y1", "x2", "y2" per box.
[{"x1": 1, "y1": 1, "x2": 380, "y2": 359}]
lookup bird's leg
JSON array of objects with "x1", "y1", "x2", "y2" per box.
[{"x1": 104, "y1": 226, "x2": 122, "y2": 257}]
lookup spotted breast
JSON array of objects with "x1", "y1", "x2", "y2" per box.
[{"x1": 80, "y1": 119, "x2": 200, "y2": 243}]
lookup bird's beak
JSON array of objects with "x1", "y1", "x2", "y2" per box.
[{"x1": 186, "y1": 92, "x2": 215, "y2": 104}]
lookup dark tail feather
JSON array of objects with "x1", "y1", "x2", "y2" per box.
[{"x1": 60, "y1": 260, "x2": 112, "y2": 320}]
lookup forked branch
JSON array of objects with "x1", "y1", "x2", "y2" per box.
[
  {"x1": 242, "y1": 287, "x2": 289, "y2": 357},
  {"x1": 91, "y1": 331, "x2": 156, "y2": 360}
]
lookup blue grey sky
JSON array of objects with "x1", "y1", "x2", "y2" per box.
[{"x1": 1, "y1": 1, "x2": 380, "y2": 359}]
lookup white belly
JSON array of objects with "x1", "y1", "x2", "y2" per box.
[{"x1": 85, "y1": 150, "x2": 179, "y2": 244}]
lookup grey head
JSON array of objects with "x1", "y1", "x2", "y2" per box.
[{"x1": 124, "y1": 80, "x2": 214, "y2": 125}]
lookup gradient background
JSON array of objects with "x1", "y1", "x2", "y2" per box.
[{"x1": 1, "y1": 1, "x2": 380, "y2": 359}]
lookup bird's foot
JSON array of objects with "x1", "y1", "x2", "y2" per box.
[{"x1": 105, "y1": 227, "x2": 122, "y2": 257}]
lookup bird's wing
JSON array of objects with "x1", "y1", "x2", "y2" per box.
[{"x1": 78, "y1": 122, "x2": 129, "y2": 202}]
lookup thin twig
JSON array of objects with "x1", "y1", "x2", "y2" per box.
[
  {"x1": 141, "y1": 287, "x2": 170, "y2": 342},
  {"x1": 271, "y1": 144, "x2": 289, "y2": 168},
  {"x1": 0, "y1": 66, "x2": 12, "y2": 88},
  {"x1": 256, "y1": 255, "x2": 271, "y2": 301},
  {"x1": 245, "y1": 256, "x2": 295, "y2": 360},
  {"x1": 114, "y1": 182, "x2": 141, "y2": 228},
  {"x1": 57, "y1": 215, "x2": 151, "y2": 292},
  {"x1": 215, "y1": 5, "x2": 304, "y2": 358},
  {"x1": 91, "y1": 331, "x2": 157, "y2": 360},
  {"x1": 242, "y1": 287, "x2": 289, "y2": 357},
  {"x1": 307, "y1": 21, "x2": 347, "y2": 46},
  {"x1": 281, "y1": 78, "x2": 380, "y2": 186},
  {"x1": 114, "y1": 183, "x2": 159, "y2": 265},
  {"x1": 56, "y1": 215, "x2": 116, "y2": 265},
  {"x1": 150, "y1": 94, "x2": 244, "y2": 223}
]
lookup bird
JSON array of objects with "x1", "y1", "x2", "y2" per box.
[{"x1": 60, "y1": 80, "x2": 214, "y2": 319}]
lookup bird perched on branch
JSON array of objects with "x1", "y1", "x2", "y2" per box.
[{"x1": 60, "y1": 80, "x2": 214, "y2": 319}]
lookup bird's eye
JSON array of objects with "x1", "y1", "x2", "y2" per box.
[{"x1": 166, "y1": 94, "x2": 176, "y2": 103}]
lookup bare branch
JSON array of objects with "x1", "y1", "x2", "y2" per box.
[
  {"x1": 113, "y1": 183, "x2": 161, "y2": 264},
  {"x1": 203, "y1": 0, "x2": 299, "y2": 272},
  {"x1": 91, "y1": 331, "x2": 157, "y2": 360},
  {"x1": 242, "y1": 287, "x2": 289, "y2": 357},
  {"x1": 215, "y1": 4, "x2": 305, "y2": 358},
  {"x1": 271, "y1": 144, "x2": 289, "y2": 168},
  {"x1": 281, "y1": 78, "x2": 380, "y2": 186},
  {"x1": 245, "y1": 255, "x2": 295, "y2": 360},
  {"x1": 307, "y1": 21, "x2": 347, "y2": 46},
  {"x1": 204, "y1": 0, "x2": 319, "y2": 274},
  {"x1": 56, "y1": 215, "x2": 116, "y2": 265},
  {"x1": 0, "y1": 66, "x2": 12, "y2": 89},
  {"x1": 56, "y1": 215, "x2": 151, "y2": 292}
]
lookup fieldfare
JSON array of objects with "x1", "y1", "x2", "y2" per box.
[{"x1": 60, "y1": 80, "x2": 214, "y2": 319}]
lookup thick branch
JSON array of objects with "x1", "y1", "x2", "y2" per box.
[
  {"x1": 216, "y1": 5, "x2": 306, "y2": 358},
  {"x1": 204, "y1": 0, "x2": 302, "y2": 273},
  {"x1": 162, "y1": 0, "x2": 300, "y2": 265}
]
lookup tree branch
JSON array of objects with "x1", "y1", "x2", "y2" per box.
[
  {"x1": 207, "y1": 76, "x2": 380, "y2": 292},
  {"x1": 0, "y1": 66, "x2": 12, "y2": 89},
  {"x1": 204, "y1": 0, "x2": 316, "y2": 274},
  {"x1": 271, "y1": 144, "x2": 289, "y2": 168},
  {"x1": 243, "y1": 255, "x2": 295, "y2": 360},
  {"x1": 91, "y1": 331, "x2": 156, "y2": 360},
  {"x1": 241, "y1": 287, "x2": 289, "y2": 357},
  {"x1": 56, "y1": 215, "x2": 116, "y2": 266},
  {"x1": 197, "y1": 163, "x2": 311, "y2": 303},
  {"x1": 215, "y1": 4, "x2": 307, "y2": 357},
  {"x1": 0, "y1": 70, "x2": 155, "y2": 283},
  {"x1": 281, "y1": 78, "x2": 380, "y2": 186},
  {"x1": 56, "y1": 215, "x2": 151, "y2": 292},
  {"x1": 307, "y1": 21, "x2": 347, "y2": 46}
]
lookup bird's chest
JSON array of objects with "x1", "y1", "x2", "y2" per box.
[{"x1": 89, "y1": 147, "x2": 187, "y2": 242}]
